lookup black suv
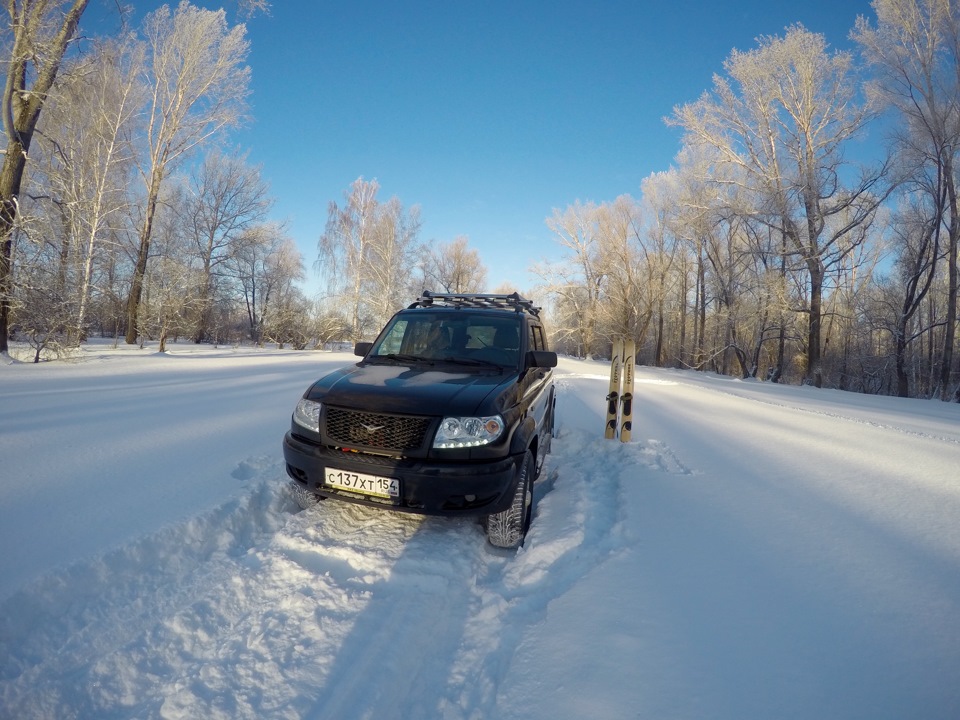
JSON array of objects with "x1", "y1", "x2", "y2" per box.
[{"x1": 282, "y1": 291, "x2": 557, "y2": 548}]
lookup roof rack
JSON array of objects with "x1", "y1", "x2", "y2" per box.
[{"x1": 410, "y1": 290, "x2": 541, "y2": 317}]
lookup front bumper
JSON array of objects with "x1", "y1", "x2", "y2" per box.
[{"x1": 282, "y1": 431, "x2": 521, "y2": 516}]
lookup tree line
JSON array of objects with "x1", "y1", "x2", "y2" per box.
[
  {"x1": 537, "y1": 0, "x2": 960, "y2": 401},
  {"x1": 0, "y1": 1, "x2": 492, "y2": 360},
  {"x1": 0, "y1": 0, "x2": 309, "y2": 358},
  {"x1": 2, "y1": 1, "x2": 957, "y2": 401}
]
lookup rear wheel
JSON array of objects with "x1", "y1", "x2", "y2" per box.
[{"x1": 484, "y1": 451, "x2": 534, "y2": 549}]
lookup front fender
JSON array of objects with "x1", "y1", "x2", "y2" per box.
[{"x1": 509, "y1": 414, "x2": 538, "y2": 456}]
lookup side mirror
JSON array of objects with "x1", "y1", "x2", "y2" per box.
[
  {"x1": 354, "y1": 342, "x2": 373, "y2": 357},
  {"x1": 526, "y1": 350, "x2": 558, "y2": 368}
]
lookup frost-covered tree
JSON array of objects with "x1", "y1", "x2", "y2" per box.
[
  {"x1": 37, "y1": 34, "x2": 144, "y2": 344},
  {"x1": 855, "y1": 0, "x2": 960, "y2": 400},
  {"x1": 0, "y1": 0, "x2": 90, "y2": 354},
  {"x1": 180, "y1": 149, "x2": 271, "y2": 343},
  {"x1": 318, "y1": 178, "x2": 422, "y2": 341},
  {"x1": 422, "y1": 236, "x2": 487, "y2": 294},
  {"x1": 670, "y1": 25, "x2": 890, "y2": 387},
  {"x1": 125, "y1": 1, "x2": 251, "y2": 345}
]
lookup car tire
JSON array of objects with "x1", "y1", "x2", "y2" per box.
[
  {"x1": 288, "y1": 481, "x2": 321, "y2": 510},
  {"x1": 484, "y1": 450, "x2": 534, "y2": 549}
]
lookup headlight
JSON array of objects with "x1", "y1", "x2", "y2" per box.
[
  {"x1": 293, "y1": 398, "x2": 322, "y2": 432},
  {"x1": 433, "y1": 415, "x2": 504, "y2": 448}
]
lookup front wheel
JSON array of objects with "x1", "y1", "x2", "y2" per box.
[
  {"x1": 484, "y1": 451, "x2": 534, "y2": 549},
  {"x1": 288, "y1": 481, "x2": 321, "y2": 510}
]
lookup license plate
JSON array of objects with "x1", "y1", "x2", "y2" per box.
[{"x1": 324, "y1": 469, "x2": 400, "y2": 499}]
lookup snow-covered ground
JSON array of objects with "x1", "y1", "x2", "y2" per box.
[{"x1": 2, "y1": 341, "x2": 959, "y2": 720}]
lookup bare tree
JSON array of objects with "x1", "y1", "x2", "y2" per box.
[
  {"x1": 876, "y1": 193, "x2": 944, "y2": 396},
  {"x1": 318, "y1": 177, "x2": 421, "y2": 341},
  {"x1": 124, "y1": 1, "x2": 250, "y2": 344},
  {"x1": 7, "y1": 224, "x2": 71, "y2": 361},
  {"x1": 181, "y1": 149, "x2": 271, "y2": 342},
  {"x1": 307, "y1": 298, "x2": 350, "y2": 349},
  {"x1": 0, "y1": 0, "x2": 90, "y2": 354},
  {"x1": 132, "y1": 189, "x2": 196, "y2": 350},
  {"x1": 855, "y1": 0, "x2": 960, "y2": 400},
  {"x1": 657, "y1": 148, "x2": 719, "y2": 371},
  {"x1": 227, "y1": 223, "x2": 303, "y2": 345},
  {"x1": 422, "y1": 236, "x2": 487, "y2": 293},
  {"x1": 593, "y1": 195, "x2": 650, "y2": 350},
  {"x1": 318, "y1": 177, "x2": 378, "y2": 341}
]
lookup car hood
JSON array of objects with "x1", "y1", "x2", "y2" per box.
[{"x1": 305, "y1": 362, "x2": 518, "y2": 416}]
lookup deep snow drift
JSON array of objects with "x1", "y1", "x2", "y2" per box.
[{"x1": 1, "y1": 341, "x2": 959, "y2": 719}]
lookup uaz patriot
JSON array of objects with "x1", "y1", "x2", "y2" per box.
[{"x1": 282, "y1": 291, "x2": 557, "y2": 548}]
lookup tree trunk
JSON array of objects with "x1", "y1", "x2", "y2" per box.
[
  {"x1": 695, "y1": 241, "x2": 706, "y2": 369},
  {"x1": 0, "y1": 147, "x2": 27, "y2": 353},
  {"x1": 125, "y1": 167, "x2": 164, "y2": 344},
  {"x1": 895, "y1": 323, "x2": 910, "y2": 398},
  {"x1": 807, "y1": 261, "x2": 825, "y2": 387},
  {"x1": 939, "y1": 155, "x2": 958, "y2": 401},
  {"x1": 655, "y1": 297, "x2": 664, "y2": 367}
]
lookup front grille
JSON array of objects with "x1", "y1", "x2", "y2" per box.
[{"x1": 325, "y1": 407, "x2": 431, "y2": 452}]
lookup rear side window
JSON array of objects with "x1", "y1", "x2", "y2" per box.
[{"x1": 529, "y1": 324, "x2": 546, "y2": 351}]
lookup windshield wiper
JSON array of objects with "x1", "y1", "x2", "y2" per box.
[
  {"x1": 438, "y1": 356, "x2": 505, "y2": 370},
  {"x1": 369, "y1": 353, "x2": 433, "y2": 365}
]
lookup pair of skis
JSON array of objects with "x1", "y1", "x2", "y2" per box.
[{"x1": 604, "y1": 337, "x2": 635, "y2": 442}]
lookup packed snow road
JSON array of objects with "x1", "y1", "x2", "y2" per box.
[{"x1": 1, "y1": 345, "x2": 959, "y2": 719}]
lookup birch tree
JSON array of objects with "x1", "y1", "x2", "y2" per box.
[
  {"x1": 365, "y1": 196, "x2": 422, "y2": 331},
  {"x1": 318, "y1": 178, "x2": 422, "y2": 341},
  {"x1": 318, "y1": 177, "x2": 378, "y2": 341},
  {"x1": 124, "y1": 1, "x2": 250, "y2": 344},
  {"x1": 0, "y1": 0, "x2": 89, "y2": 354},
  {"x1": 39, "y1": 35, "x2": 144, "y2": 343}
]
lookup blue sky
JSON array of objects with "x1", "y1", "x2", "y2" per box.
[{"x1": 87, "y1": 0, "x2": 873, "y2": 295}]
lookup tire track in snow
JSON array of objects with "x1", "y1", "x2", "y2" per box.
[
  {"x1": 296, "y1": 512, "x2": 485, "y2": 720},
  {"x1": 1, "y1": 421, "x2": 681, "y2": 719},
  {"x1": 0, "y1": 458, "x2": 491, "y2": 720},
  {"x1": 438, "y1": 422, "x2": 678, "y2": 719}
]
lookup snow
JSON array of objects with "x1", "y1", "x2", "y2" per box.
[{"x1": 2, "y1": 341, "x2": 959, "y2": 719}]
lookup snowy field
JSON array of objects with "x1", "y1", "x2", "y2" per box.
[{"x1": 1, "y1": 340, "x2": 959, "y2": 720}]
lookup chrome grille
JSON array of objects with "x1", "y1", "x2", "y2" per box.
[{"x1": 325, "y1": 407, "x2": 431, "y2": 452}]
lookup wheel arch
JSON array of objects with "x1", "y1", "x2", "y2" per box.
[{"x1": 509, "y1": 414, "x2": 539, "y2": 459}]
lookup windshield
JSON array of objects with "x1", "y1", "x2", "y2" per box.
[{"x1": 369, "y1": 312, "x2": 522, "y2": 369}]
